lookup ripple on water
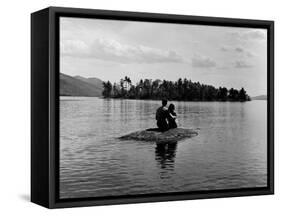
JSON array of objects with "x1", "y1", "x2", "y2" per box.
[{"x1": 60, "y1": 98, "x2": 267, "y2": 198}]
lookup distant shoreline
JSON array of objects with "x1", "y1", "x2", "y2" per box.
[
  {"x1": 102, "y1": 77, "x2": 251, "y2": 102},
  {"x1": 59, "y1": 95, "x2": 268, "y2": 102},
  {"x1": 60, "y1": 73, "x2": 266, "y2": 102}
]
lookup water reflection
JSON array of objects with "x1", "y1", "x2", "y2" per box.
[
  {"x1": 60, "y1": 97, "x2": 267, "y2": 198},
  {"x1": 155, "y1": 141, "x2": 178, "y2": 171}
]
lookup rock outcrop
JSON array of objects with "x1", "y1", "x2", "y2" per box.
[{"x1": 119, "y1": 128, "x2": 198, "y2": 142}]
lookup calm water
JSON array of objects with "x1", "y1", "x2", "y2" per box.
[{"x1": 60, "y1": 97, "x2": 267, "y2": 199}]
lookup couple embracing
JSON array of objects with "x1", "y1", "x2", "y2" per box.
[{"x1": 155, "y1": 99, "x2": 178, "y2": 132}]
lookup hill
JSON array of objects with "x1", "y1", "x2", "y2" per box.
[
  {"x1": 252, "y1": 95, "x2": 267, "y2": 100},
  {"x1": 60, "y1": 73, "x2": 103, "y2": 97},
  {"x1": 74, "y1": 75, "x2": 103, "y2": 91}
]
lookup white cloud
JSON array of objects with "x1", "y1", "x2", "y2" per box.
[
  {"x1": 61, "y1": 38, "x2": 184, "y2": 64},
  {"x1": 235, "y1": 47, "x2": 244, "y2": 53},
  {"x1": 246, "y1": 51, "x2": 255, "y2": 57},
  {"x1": 220, "y1": 46, "x2": 255, "y2": 58},
  {"x1": 220, "y1": 46, "x2": 230, "y2": 52},
  {"x1": 230, "y1": 30, "x2": 266, "y2": 40},
  {"x1": 217, "y1": 65, "x2": 229, "y2": 70},
  {"x1": 61, "y1": 40, "x2": 89, "y2": 56},
  {"x1": 243, "y1": 30, "x2": 266, "y2": 40},
  {"x1": 235, "y1": 60, "x2": 253, "y2": 68},
  {"x1": 192, "y1": 55, "x2": 216, "y2": 68}
]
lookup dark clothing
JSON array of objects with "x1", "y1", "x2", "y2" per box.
[
  {"x1": 157, "y1": 120, "x2": 169, "y2": 132},
  {"x1": 167, "y1": 111, "x2": 177, "y2": 129},
  {"x1": 156, "y1": 106, "x2": 169, "y2": 132}
]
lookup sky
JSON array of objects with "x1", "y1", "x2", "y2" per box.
[{"x1": 60, "y1": 17, "x2": 267, "y2": 96}]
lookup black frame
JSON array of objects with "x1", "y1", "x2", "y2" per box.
[{"x1": 31, "y1": 6, "x2": 274, "y2": 209}]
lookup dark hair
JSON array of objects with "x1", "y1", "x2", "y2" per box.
[
  {"x1": 168, "y1": 103, "x2": 175, "y2": 112},
  {"x1": 162, "y1": 99, "x2": 168, "y2": 106}
]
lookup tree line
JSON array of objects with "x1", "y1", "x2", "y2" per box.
[{"x1": 102, "y1": 76, "x2": 250, "y2": 102}]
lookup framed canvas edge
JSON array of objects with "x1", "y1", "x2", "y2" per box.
[
  {"x1": 43, "y1": 6, "x2": 274, "y2": 209},
  {"x1": 31, "y1": 8, "x2": 52, "y2": 208}
]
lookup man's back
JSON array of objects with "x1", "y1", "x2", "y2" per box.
[
  {"x1": 156, "y1": 99, "x2": 169, "y2": 131},
  {"x1": 156, "y1": 106, "x2": 169, "y2": 131},
  {"x1": 156, "y1": 106, "x2": 167, "y2": 121}
]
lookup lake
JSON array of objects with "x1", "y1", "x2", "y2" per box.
[{"x1": 59, "y1": 97, "x2": 267, "y2": 199}]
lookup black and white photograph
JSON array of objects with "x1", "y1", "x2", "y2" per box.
[{"x1": 59, "y1": 17, "x2": 268, "y2": 199}]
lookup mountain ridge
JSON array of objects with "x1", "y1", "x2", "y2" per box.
[
  {"x1": 251, "y1": 95, "x2": 267, "y2": 100},
  {"x1": 60, "y1": 73, "x2": 103, "y2": 97}
]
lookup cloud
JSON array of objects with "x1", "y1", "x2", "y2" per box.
[
  {"x1": 235, "y1": 47, "x2": 244, "y2": 53},
  {"x1": 217, "y1": 65, "x2": 229, "y2": 70},
  {"x1": 235, "y1": 47, "x2": 255, "y2": 57},
  {"x1": 243, "y1": 30, "x2": 266, "y2": 40},
  {"x1": 192, "y1": 55, "x2": 216, "y2": 68},
  {"x1": 220, "y1": 46, "x2": 230, "y2": 52},
  {"x1": 246, "y1": 51, "x2": 255, "y2": 57},
  {"x1": 61, "y1": 40, "x2": 89, "y2": 56},
  {"x1": 220, "y1": 45, "x2": 255, "y2": 58},
  {"x1": 61, "y1": 38, "x2": 184, "y2": 64},
  {"x1": 234, "y1": 60, "x2": 253, "y2": 68},
  {"x1": 230, "y1": 30, "x2": 266, "y2": 40}
]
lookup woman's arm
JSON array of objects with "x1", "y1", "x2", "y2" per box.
[{"x1": 169, "y1": 112, "x2": 177, "y2": 119}]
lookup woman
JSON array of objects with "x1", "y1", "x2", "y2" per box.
[{"x1": 167, "y1": 104, "x2": 178, "y2": 129}]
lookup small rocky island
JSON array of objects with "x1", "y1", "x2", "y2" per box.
[{"x1": 119, "y1": 128, "x2": 198, "y2": 143}]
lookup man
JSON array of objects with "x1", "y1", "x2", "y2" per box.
[{"x1": 155, "y1": 99, "x2": 169, "y2": 132}]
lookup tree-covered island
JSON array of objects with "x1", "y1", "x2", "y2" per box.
[{"x1": 102, "y1": 76, "x2": 250, "y2": 102}]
